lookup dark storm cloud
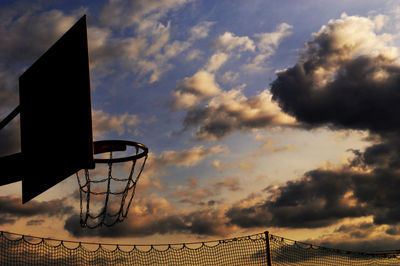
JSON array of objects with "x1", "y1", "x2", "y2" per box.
[
  {"x1": 228, "y1": 169, "x2": 366, "y2": 228},
  {"x1": 271, "y1": 56, "x2": 400, "y2": 132},
  {"x1": 334, "y1": 222, "x2": 375, "y2": 239},
  {"x1": 0, "y1": 195, "x2": 73, "y2": 217},
  {"x1": 227, "y1": 161, "x2": 400, "y2": 229},
  {"x1": 0, "y1": 216, "x2": 16, "y2": 225},
  {"x1": 26, "y1": 219, "x2": 45, "y2": 226},
  {"x1": 318, "y1": 237, "x2": 400, "y2": 253},
  {"x1": 270, "y1": 14, "x2": 400, "y2": 134},
  {"x1": 350, "y1": 138, "x2": 400, "y2": 169},
  {"x1": 220, "y1": 14, "x2": 400, "y2": 235},
  {"x1": 65, "y1": 208, "x2": 232, "y2": 237},
  {"x1": 64, "y1": 214, "x2": 189, "y2": 237}
]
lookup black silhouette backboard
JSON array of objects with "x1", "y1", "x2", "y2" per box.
[{"x1": 19, "y1": 15, "x2": 94, "y2": 203}]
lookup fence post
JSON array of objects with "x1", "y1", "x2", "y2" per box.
[{"x1": 265, "y1": 231, "x2": 272, "y2": 266}]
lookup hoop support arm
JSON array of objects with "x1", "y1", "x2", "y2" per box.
[
  {"x1": 0, "y1": 105, "x2": 20, "y2": 131},
  {"x1": 0, "y1": 152, "x2": 23, "y2": 185},
  {"x1": 0, "y1": 106, "x2": 22, "y2": 186}
]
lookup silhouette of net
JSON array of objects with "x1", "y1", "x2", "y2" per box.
[
  {"x1": 268, "y1": 234, "x2": 400, "y2": 265},
  {"x1": 76, "y1": 148, "x2": 148, "y2": 229},
  {"x1": 0, "y1": 231, "x2": 399, "y2": 265}
]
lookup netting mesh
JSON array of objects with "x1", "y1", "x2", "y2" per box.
[
  {"x1": 268, "y1": 234, "x2": 400, "y2": 265},
  {"x1": 0, "y1": 232, "x2": 266, "y2": 265},
  {"x1": 0, "y1": 231, "x2": 399, "y2": 265}
]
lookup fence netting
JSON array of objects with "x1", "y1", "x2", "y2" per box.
[
  {"x1": 0, "y1": 230, "x2": 399, "y2": 265},
  {"x1": 268, "y1": 234, "x2": 400, "y2": 265}
]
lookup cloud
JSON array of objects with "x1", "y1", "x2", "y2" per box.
[
  {"x1": 95, "y1": 21, "x2": 173, "y2": 83},
  {"x1": 172, "y1": 22, "x2": 295, "y2": 139},
  {"x1": 309, "y1": 221, "x2": 400, "y2": 252},
  {"x1": 92, "y1": 109, "x2": 139, "y2": 138},
  {"x1": 171, "y1": 71, "x2": 221, "y2": 110},
  {"x1": 0, "y1": 195, "x2": 73, "y2": 220},
  {"x1": 172, "y1": 182, "x2": 213, "y2": 206},
  {"x1": 98, "y1": 0, "x2": 191, "y2": 29},
  {"x1": 237, "y1": 14, "x2": 400, "y2": 235},
  {"x1": 183, "y1": 89, "x2": 297, "y2": 140},
  {"x1": 260, "y1": 139, "x2": 295, "y2": 153},
  {"x1": 270, "y1": 13, "x2": 400, "y2": 133},
  {"x1": 185, "y1": 49, "x2": 203, "y2": 61},
  {"x1": 205, "y1": 52, "x2": 229, "y2": 72},
  {"x1": 90, "y1": 0, "x2": 203, "y2": 83},
  {"x1": 0, "y1": 216, "x2": 16, "y2": 225},
  {"x1": 244, "y1": 23, "x2": 293, "y2": 72},
  {"x1": 0, "y1": 9, "x2": 79, "y2": 66},
  {"x1": 151, "y1": 145, "x2": 227, "y2": 168},
  {"x1": 164, "y1": 40, "x2": 192, "y2": 58},
  {"x1": 255, "y1": 23, "x2": 293, "y2": 54},
  {"x1": 26, "y1": 219, "x2": 45, "y2": 226},
  {"x1": 133, "y1": 145, "x2": 227, "y2": 194},
  {"x1": 65, "y1": 197, "x2": 187, "y2": 237},
  {"x1": 65, "y1": 196, "x2": 235, "y2": 237},
  {"x1": 190, "y1": 21, "x2": 215, "y2": 40},
  {"x1": 213, "y1": 32, "x2": 255, "y2": 52},
  {"x1": 334, "y1": 222, "x2": 375, "y2": 239},
  {"x1": 172, "y1": 177, "x2": 240, "y2": 206},
  {"x1": 227, "y1": 169, "x2": 367, "y2": 229},
  {"x1": 318, "y1": 237, "x2": 400, "y2": 252},
  {"x1": 243, "y1": 53, "x2": 271, "y2": 72},
  {"x1": 221, "y1": 71, "x2": 239, "y2": 84},
  {"x1": 0, "y1": 3, "x2": 177, "y2": 85},
  {"x1": 226, "y1": 139, "x2": 400, "y2": 229},
  {"x1": 141, "y1": 145, "x2": 225, "y2": 187},
  {"x1": 215, "y1": 177, "x2": 241, "y2": 192},
  {"x1": 87, "y1": 22, "x2": 172, "y2": 83},
  {"x1": 0, "y1": 6, "x2": 82, "y2": 115}
]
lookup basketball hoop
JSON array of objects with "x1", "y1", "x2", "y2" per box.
[{"x1": 76, "y1": 140, "x2": 148, "y2": 228}]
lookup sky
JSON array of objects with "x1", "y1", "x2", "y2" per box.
[{"x1": 1, "y1": 0, "x2": 400, "y2": 252}]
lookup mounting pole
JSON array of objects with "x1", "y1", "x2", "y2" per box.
[
  {"x1": 0, "y1": 105, "x2": 22, "y2": 185},
  {"x1": 0, "y1": 105, "x2": 20, "y2": 131},
  {"x1": 265, "y1": 231, "x2": 273, "y2": 266}
]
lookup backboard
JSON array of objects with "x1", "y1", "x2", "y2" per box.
[{"x1": 19, "y1": 15, "x2": 94, "y2": 203}]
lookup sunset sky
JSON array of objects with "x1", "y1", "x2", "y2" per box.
[{"x1": 1, "y1": 0, "x2": 400, "y2": 252}]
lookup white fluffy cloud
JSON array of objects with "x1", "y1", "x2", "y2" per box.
[
  {"x1": 255, "y1": 23, "x2": 293, "y2": 53},
  {"x1": 89, "y1": 0, "x2": 195, "y2": 83},
  {"x1": 172, "y1": 71, "x2": 221, "y2": 109},
  {"x1": 140, "y1": 145, "x2": 227, "y2": 192},
  {"x1": 183, "y1": 89, "x2": 297, "y2": 140},
  {"x1": 190, "y1": 21, "x2": 215, "y2": 40},
  {"x1": 92, "y1": 109, "x2": 139, "y2": 137},
  {"x1": 151, "y1": 145, "x2": 227, "y2": 168},
  {"x1": 172, "y1": 177, "x2": 240, "y2": 206},
  {"x1": 172, "y1": 21, "x2": 296, "y2": 139},
  {"x1": 271, "y1": 13, "x2": 400, "y2": 132},
  {"x1": 205, "y1": 52, "x2": 229, "y2": 72},
  {"x1": 0, "y1": 2, "x2": 189, "y2": 85},
  {"x1": 213, "y1": 32, "x2": 255, "y2": 52},
  {"x1": 244, "y1": 23, "x2": 293, "y2": 71}
]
